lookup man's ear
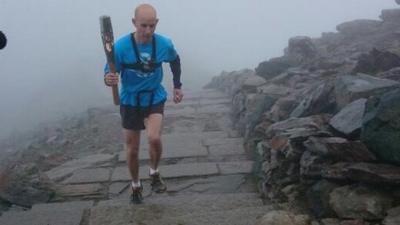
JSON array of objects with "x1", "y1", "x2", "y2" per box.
[{"x1": 132, "y1": 18, "x2": 136, "y2": 26}]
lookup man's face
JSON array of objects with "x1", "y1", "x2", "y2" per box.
[{"x1": 133, "y1": 17, "x2": 158, "y2": 42}]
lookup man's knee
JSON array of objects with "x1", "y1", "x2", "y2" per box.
[
  {"x1": 148, "y1": 134, "x2": 161, "y2": 146},
  {"x1": 126, "y1": 144, "x2": 139, "y2": 158}
]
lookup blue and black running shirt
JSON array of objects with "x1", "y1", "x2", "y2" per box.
[{"x1": 104, "y1": 33, "x2": 178, "y2": 107}]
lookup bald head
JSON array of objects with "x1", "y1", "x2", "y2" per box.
[
  {"x1": 134, "y1": 4, "x2": 157, "y2": 20},
  {"x1": 132, "y1": 4, "x2": 159, "y2": 43}
]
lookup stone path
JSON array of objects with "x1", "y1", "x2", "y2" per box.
[{"x1": 0, "y1": 89, "x2": 273, "y2": 225}]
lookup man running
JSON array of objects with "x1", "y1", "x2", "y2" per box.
[{"x1": 103, "y1": 4, "x2": 183, "y2": 204}]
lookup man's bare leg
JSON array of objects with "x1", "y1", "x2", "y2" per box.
[
  {"x1": 146, "y1": 113, "x2": 163, "y2": 170},
  {"x1": 145, "y1": 113, "x2": 167, "y2": 193},
  {"x1": 124, "y1": 129, "x2": 141, "y2": 183}
]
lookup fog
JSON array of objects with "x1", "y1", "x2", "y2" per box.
[{"x1": 0, "y1": 0, "x2": 397, "y2": 140}]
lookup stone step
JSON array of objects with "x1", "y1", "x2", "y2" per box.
[
  {"x1": 89, "y1": 204, "x2": 272, "y2": 225},
  {"x1": 0, "y1": 201, "x2": 93, "y2": 225},
  {"x1": 119, "y1": 132, "x2": 236, "y2": 162},
  {"x1": 98, "y1": 192, "x2": 263, "y2": 209},
  {"x1": 111, "y1": 161, "x2": 254, "y2": 182},
  {"x1": 140, "y1": 205, "x2": 272, "y2": 225},
  {"x1": 89, "y1": 193, "x2": 271, "y2": 225}
]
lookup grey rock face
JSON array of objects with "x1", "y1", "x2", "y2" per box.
[
  {"x1": 334, "y1": 74, "x2": 399, "y2": 109},
  {"x1": 336, "y1": 19, "x2": 381, "y2": 36},
  {"x1": 361, "y1": 89, "x2": 400, "y2": 164},
  {"x1": 329, "y1": 98, "x2": 367, "y2": 138},
  {"x1": 329, "y1": 185, "x2": 393, "y2": 220}
]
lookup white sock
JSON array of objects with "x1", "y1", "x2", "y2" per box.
[
  {"x1": 131, "y1": 180, "x2": 141, "y2": 188},
  {"x1": 149, "y1": 167, "x2": 159, "y2": 175}
]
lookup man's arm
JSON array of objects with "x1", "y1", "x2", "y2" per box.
[
  {"x1": 169, "y1": 55, "x2": 183, "y2": 103},
  {"x1": 169, "y1": 55, "x2": 181, "y2": 89}
]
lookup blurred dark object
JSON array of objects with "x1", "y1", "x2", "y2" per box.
[{"x1": 0, "y1": 31, "x2": 7, "y2": 49}]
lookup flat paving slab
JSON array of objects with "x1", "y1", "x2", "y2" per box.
[
  {"x1": 0, "y1": 201, "x2": 93, "y2": 225},
  {"x1": 203, "y1": 137, "x2": 244, "y2": 146},
  {"x1": 111, "y1": 162, "x2": 219, "y2": 181},
  {"x1": 218, "y1": 161, "x2": 254, "y2": 175},
  {"x1": 46, "y1": 154, "x2": 115, "y2": 181},
  {"x1": 208, "y1": 142, "x2": 246, "y2": 156},
  {"x1": 62, "y1": 168, "x2": 111, "y2": 184},
  {"x1": 197, "y1": 104, "x2": 231, "y2": 114},
  {"x1": 119, "y1": 133, "x2": 208, "y2": 161}
]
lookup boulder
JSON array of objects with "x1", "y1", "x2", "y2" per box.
[
  {"x1": 290, "y1": 81, "x2": 336, "y2": 118},
  {"x1": 336, "y1": 20, "x2": 381, "y2": 36},
  {"x1": 322, "y1": 162, "x2": 400, "y2": 185},
  {"x1": 256, "y1": 57, "x2": 294, "y2": 80},
  {"x1": 361, "y1": 89, "x2": 400, "y2": 164},
  {"x1": 352, "y1": 49, "x2": 400, "y2": 75},
  {"x1": 329, "y1": 98, "x2": 367, "y2": 138},
  {"x1": 285, "y1": 36, "x2": 318, "y2": 64},
  {"x1": 380, "y1": 8, "x2": 400, "y2": 22},
  {"x1": 329, "y1": 185, "x2": 393, "y2": 220},
  {"x1": 241, "y1": 74, "x2": 267, "y2": 93},
  {"x1": 304, "y1": 137, "x2": 376, "y2": 162},
  {"x1": 265, "y1": 115, "x2": 332, "y2": 140},
  {"x1": 334, "y1": 74, "x2": 399, "y2": 109}
]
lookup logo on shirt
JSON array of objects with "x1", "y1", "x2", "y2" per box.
[{"x1": 132, "y1": 52, "x2": 155, "y2": 78}]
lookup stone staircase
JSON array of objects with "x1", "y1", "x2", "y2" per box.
[{"x1": 0, "y1": 89, "x2": 273, "y2": 225}]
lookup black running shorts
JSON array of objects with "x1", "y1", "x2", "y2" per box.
[{"x1": 120, "y1": 101, "x2": 165, "y2": 130}]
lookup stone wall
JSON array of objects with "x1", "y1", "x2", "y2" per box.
[{"x1": 205, "y1": 5, "x2": 400, "y2": 225}]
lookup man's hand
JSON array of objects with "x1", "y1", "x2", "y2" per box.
[
  {"x1": 173, "y1": 88, "x2": 183, "y2": 104},
  {"x1": 104, "y1": 73, "x2": 119, "y2": 86}
]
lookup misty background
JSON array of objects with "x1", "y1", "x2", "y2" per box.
[{"x1": 0, "y1": 0, "x2": 397, "y2": 141}]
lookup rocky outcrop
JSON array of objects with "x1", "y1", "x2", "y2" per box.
[{"x1": 205, "y1": 3, "x2": 400, "y2": 224}]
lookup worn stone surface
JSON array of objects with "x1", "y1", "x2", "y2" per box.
[
  {"x1": 208, "y1": 142, "x2": 247, "y2": 156},
  {"x1": 62, "y1": 168, "x2": 111, "y2": 184},
  {"x1": 0, "y1": 201, "x2": 93, "y2": 225},
  {"x1": 254, "y1": 210, "x2": 311, "y2": 225},
  {"x1": 111, "y1": 162, "x2": 220, "y2": 181},
  {"x1": 55, "y1": 183, "x2": 105, "y2": 198},
  {"x1": 218, "y1": 161, "x2": 254, "y2": 175},
  {"x1": 45, "y1": 154, "x2": 115, "y2": 181}
]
